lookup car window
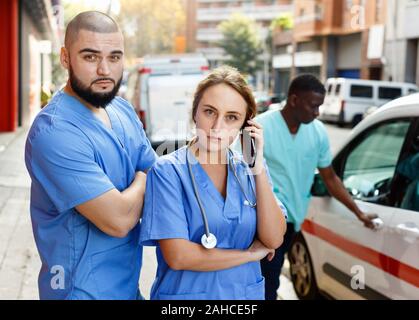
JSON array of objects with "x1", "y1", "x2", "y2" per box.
[
  {"x1": 350, "y1": 85, "x2": 373, "y2": 98},
  {"x1": 343, "y1": 120, "x2": 411, "y2": 202},
  {"x1": 394, "y1": 125, "x2": 419, "y2": 212},
  {"x1": 378, "y1": 87, "x2": 402, "y2": 100},
  {"x1": 335, "y1": 84, "x2": 341, "y2": 96},
  {"x1": 327, "y1": 83, "x2": 333, "y2": 94}
]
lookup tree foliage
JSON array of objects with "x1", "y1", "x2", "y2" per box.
[
  {"x1": 270, "y1": 13, "x2": 294, "y2": 31},
  {"x1": 218, "y1": 14, "x2": 263, "y2": 76},
  {"x1": 117, "y1": 0, "x2": 186, "y2": 63}
]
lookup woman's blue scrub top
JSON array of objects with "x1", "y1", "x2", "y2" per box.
[
  {"x1": 140, "y1": 146, "x2": 286, "y2": 300},
  {"x1": 25, "y1": 90, "x2": 157, "y2": 299}
]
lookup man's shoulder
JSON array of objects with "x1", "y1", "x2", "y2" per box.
[
  {"x1": 310, "y1": 119, "x2": 328, "y2": 137},
  {"x1": 255, "y1": 109, "x2": 278, "y2": 124},
  {"x1": 255, "y1": 110, "x2": 283, "y2": 131},
  {"x1": 110, "y1": 96, "x2": 137, "y2": 117},
  {"x1": 27, "y1": 105, "x2": 88, "y2": 149}
]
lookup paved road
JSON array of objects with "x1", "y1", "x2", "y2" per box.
[{"x1": 0, "y1": 123, "x2": 351, "y2": 300}]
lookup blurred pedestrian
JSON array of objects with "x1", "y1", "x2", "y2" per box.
[{"x1": 256, "y1": 74, "x2": 378, "y2": 300}]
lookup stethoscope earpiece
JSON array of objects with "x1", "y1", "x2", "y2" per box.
[{"x1": 201, "y1": 233, "x2": 217, "y2": 249}]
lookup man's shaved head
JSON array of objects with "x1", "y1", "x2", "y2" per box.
[{"x1": 64, "y1": 11, "x2": 120, "y2": 49}]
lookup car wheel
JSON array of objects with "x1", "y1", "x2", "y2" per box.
[
  {"x1": 337, "y1": 110, "x2": 345, "y2": 127},
  {"x1": 289, "y1": 233, "x2": 322, "y2": 300}
]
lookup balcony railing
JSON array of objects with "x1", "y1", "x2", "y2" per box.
[
  {"x1": 196, "y1": 26, "x2": 270, "y2": 42},
  {"x1": 197, "y1": 4, "x2": 294, "y2": 22}
]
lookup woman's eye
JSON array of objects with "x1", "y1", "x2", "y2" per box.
[
  {"x1": 205, "y1": 109, "x2": 215, "y2": 116},
  {"x1": 226, "y1": 115, "x2": 238, "y2": 121}
]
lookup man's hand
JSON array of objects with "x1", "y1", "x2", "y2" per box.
[
  {"x1": 357, "y1": 212, "x2": 379, "y2": 229},
  {"x1": 319, "y1": 166, "x2": 381, "y2": 231},
  {"x1": 75, "y1": 170, "x2": 148, "y2": 238}
]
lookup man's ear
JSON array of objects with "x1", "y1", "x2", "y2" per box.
[
  {"x1": 288, "y1": 93, "x2": 297, "y2": 107},
  {"x1": 60, "y1": 47, "x2": 69, "y2": 70}
]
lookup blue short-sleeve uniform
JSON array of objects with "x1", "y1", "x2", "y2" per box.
[
  {"x1": 25, "y1": 90, "x2": 157, "y2": 299},
  {"x1": 256, "y1": 110, "x2": 332, "y2": 230},
  {"x1": 139, "y1": 146, "x2": 286, "y2": 300}
]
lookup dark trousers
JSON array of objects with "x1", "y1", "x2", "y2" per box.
[{"x1": 261, "y1": 222, "x2": 296, "y2": 300}]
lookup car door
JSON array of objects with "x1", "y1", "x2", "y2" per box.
[
  {"x1": 306, "y1": 118, "x2": 413, "y2": 299},
  {"x1": 383, "y1": 119, "x2": 419, "y2": 299}
]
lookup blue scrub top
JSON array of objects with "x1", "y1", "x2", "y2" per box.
[
  {"x1": 256, "y1": 110, "x2": 332, "y2": 231},
  {"x1": 139, "y1": 146, "x2": 286, "y2": 300},
  {"x1": 25, "y1": 90, "x2": 157, "y2": 299}
]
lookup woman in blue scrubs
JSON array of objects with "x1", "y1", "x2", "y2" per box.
[{"x1": 139, "y1": 66, "x2": 287, "y2": 300}]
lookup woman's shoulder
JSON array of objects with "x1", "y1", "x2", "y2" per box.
[{"x1": 150, "y1": 146, "x2": 188, "y2": 174}]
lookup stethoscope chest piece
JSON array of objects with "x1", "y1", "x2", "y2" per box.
[{"x1": 201, "y1": 233, "x2": 217, "y2": 249}]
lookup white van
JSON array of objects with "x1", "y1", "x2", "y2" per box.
[
  {"x1": 319, "y1": 78, "x2": 418, "y2": 127},
  {"x1": 125, "y1": 54, "x2": 209, "y2": 153}
]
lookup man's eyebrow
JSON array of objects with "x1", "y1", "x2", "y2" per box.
[
  {"x1": 78, "y1": 48, "x2": 124, "y2": 55},
  {"x1": 78, "y1": 48, "x2": 101, "y2": 54}
]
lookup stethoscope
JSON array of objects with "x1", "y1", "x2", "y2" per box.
[{"x1": 186, "y1": 141, "x2": 257, "y2": 249}]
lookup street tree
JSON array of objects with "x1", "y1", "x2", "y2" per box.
[
  {"x1": 117, "y1": 0, "x2": 186, "y2": 63},
  {"x1": 218, "y1": 14, "x2": 263, "y2": 76}
]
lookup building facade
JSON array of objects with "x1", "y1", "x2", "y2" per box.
[
  {"x1": 384, "y1": 0, "x2": 419, "y2": 85},
  {"x1": 187, "y1": 0, "x2": 293, "y2": 67},
  {"x1": 272, "y1": 0, "x2": 387, "y2": 98},
  {"x1": 0, "y1": 0, "x2": 61, "y2": 132}
]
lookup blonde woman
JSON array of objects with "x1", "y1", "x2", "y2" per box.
[{"x1": 139, "y1": 66, "x2": 287, "y2": 300}]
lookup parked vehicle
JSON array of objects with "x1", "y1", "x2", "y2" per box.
[
  {"x1": 319, "y1": 78, "x2": 418, "y2": 127},
  {"x1": 290, "y1": 93, "x2": 419, "y2": 300},
  {"x1": 253, "y1": 91, "x2": 271, "y2": 114},
  {"x1": 268, "y1": 98, "x2": 286, "y2": 112},
  {"x1": 125, "y1": 54, "x2": 209, "y2": 153}
]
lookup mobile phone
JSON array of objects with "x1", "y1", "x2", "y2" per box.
[{"x1": 242, "y1": 129, "x2": 257, "y2": 168}]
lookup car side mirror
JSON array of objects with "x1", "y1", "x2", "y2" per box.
[{"x1": 311, "y1": 173, "x2": 330, "y2": 197}]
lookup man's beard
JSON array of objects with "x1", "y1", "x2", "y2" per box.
[{"x1": 69, "y1": 66, "x2": 122, "y2": 108}]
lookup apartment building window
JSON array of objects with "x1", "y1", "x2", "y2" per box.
[{"x1": 315, "y1": 3, "x2": 323, "y2": 19}]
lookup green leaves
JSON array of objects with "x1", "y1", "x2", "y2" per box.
[{"x1": 218, "y1": 14, "x2": 263, "y2": 76}]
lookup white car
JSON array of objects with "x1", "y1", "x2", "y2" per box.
[{"x1": 289, "y1": 93, "x2": 419, "y2": 300}]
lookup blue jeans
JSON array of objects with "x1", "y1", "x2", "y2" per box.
[{"x1": 260, "y1": 222, "x2": 296, "y2": 300}]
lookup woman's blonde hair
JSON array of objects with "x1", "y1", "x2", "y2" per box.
[{"x1": 192, "y1": 65, "x2": 256, "y2": 128}]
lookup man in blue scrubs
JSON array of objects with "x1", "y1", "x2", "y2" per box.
[
  {"x1": 25, "y1": 11, "x2": 157, "y2": 299},
  {"x1": 256, "y1": 75, "x2": 378, "y2": 300}
]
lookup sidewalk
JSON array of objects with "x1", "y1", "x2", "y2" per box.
[{"x1": 0, "y1": 128, "x2": 39, "y2": 299}]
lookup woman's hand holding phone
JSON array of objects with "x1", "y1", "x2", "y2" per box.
[{"x1": 243, "y1": 119, "x2": 264, "y2": 175}]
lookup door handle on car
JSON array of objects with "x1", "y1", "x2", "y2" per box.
[
  {"x1": 395, "y1": 223, "x2": 419, "y2": 239},
  {"x1": 371, "y1": 218, "x2": 384, "y2": 230}
]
